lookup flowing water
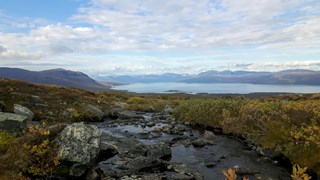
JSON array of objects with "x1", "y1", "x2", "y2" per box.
[{"x1": 95, "y1": 113, "x2": 291, "y2": 180}]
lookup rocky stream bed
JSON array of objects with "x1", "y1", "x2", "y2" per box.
[{"x1": 84, "y1": 110, "x2": 291, "y2": 180}]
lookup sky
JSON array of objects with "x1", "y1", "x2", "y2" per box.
[{"x1": 0, "y1": 0, "x2": 319, "y2": 75}]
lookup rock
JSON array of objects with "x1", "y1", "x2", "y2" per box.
[
  {"x1": 165, "y1": 172, "x2": 194, "y2": 180},
  {"x1": 118, "y1": 110, "x2": 144, "y2": 120},
  {"x1": 69, "y1": 163, "x2": 87, "y2": 177},
  {"x1": 100, "y1": 133, "x2": 148, "y2": 158},
  {"x1": 167, "y1": 163, "x2": 203, "y2": 180},
  {"x1": 146, "y1": 122, "x2": 155, "y2": 127},
  {"x1": 13, "y1": 104, "x2": 34, "y2": 121},
  {"x1": 0, "y1": 112, "x2": 28, "y2": 131},
  {"x1": 55, "y1": 122, "x2": 101, "y2": 176},
  {"x1": 86, "y1": 104, "x2": 105, "y2": 121},
  {"x1": 192, "y1": 139, "x2": 213, "y2": 148},
  {"x1": 162, "y1": 125, "x2": 172, "y2": 133},
  {"x1": 31, "y1": 95, "x2": 41, "y2": 103},
  {"x1": 151, "y1": 128, "x2": 162, "y2": 133},
  {"x1": 203, "y1": 130, "x2": 215, "y2": 140},
  {"x1": 138, "y1": 130, "x2": 150, "y2": 135},
  {"x1": 235, "y1": 166, "x2": 260, "y2": 176},
  {"x1": 147, "y1": 144, "x2": 172, "y2": 160},
  {"x1": 205, "y1": 162, "x2": 216, "y2": 168},
  {"x1": 163, "y1": 105, "x2": 173, "y2": 114},
  {"x1": 101, "y1": 156, "x2": 166, "y2": 178}
]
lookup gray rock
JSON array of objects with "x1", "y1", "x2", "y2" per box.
[
  {"x1": 87, "y1": 105, "x2": 105, "y2": 121},
  {"x1": 100, "y1": 133, "x2": 148, "y2": 158},
  {"x1": 147, "y1": 144, "x2": 172, "y2": 160},
  {"x1": 165, "y1": 172, "x2": 194, "y2": 180},
  {"x1": 31, "y1": 95, "x2": 41, "y2": 103},
  {"x1": 192, "y1": 139, "x2": 213, "y2": 148},
  {"x1": 69, "y1": 163, "x2": 87, "y2": 177},
  {"x1": 167, "y1": 163, "x2": 203, "y2": 180},
  {"x1": 151, "y1": 128, "x2": 162, "y2": 133},
  {"x1": 138, "y1": 130, "x2": 150, "y2": 135},
  {"x1": 13, "y1": 104, "x2": 34, "y2": 121},
  {"x1": 55, "y1": 122, "x2": 101, "y2": 165},
  {"x1": 0, "y1": 112, "x2": 28, "y2": 131},
  {"x1": 118, "y1": 110, "x2": 144, "y2": 120},
  {"x1": 163, "y1": 105, "x2": 173, "y2": 114},
  {"x1": 101, "y1": 156, "x2": 166, "y2": 178},
  {"x1": 205, "y1": 162, "x2": 216, "y2": 168},
  {"x1": 204, "y1": 130, "x2": 215, "y2": 140}
]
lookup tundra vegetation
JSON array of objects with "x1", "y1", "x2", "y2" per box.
[{"x1": 0, "y1": 78, "x2": 319, "y2": 178}]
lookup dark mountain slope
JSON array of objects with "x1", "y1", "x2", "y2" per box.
[{"x1": 0, "y1": 67, "x2": 110, "y2": 90}]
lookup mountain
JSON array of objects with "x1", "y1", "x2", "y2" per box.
[
  {"x1": 99, "y1": 69, "x2": 320, "y2": 85},
  {"x1": 97, "y1": 73, "x2": 190, "y2": 83},
  {"x1": 182, "y1": 69, "x2": 320, "y2": 85},
  {"x1": 0, "y1": 67, "x2": 110, "y2": 90}
]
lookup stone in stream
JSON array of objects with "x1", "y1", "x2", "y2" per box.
[
  {"x1": 205, "y1": 162, "x2": 216, "y2": 168},
  {"x1": 100, "y1": 133, "x2": 149, "y2": 158},
  {"x1": 203, "y1": 130, "x2": 215, "y2": 140},
  {"x1": 167, "y1": 163, "x2": 203, "y2": 180},
  {"x1": 138, "y1": 130, "x2": 150, "y2": 135},
  {"x1": 192, "y1": 139, "x2": 214, "y2": 148},
  {"x1": 13, "y1": 104, "x2": 34, "y2": 121}
]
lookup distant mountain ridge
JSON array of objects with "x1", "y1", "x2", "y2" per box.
[
  {"x1": 0, "y1": 67, "x2": 110, "y2": 90},
  {"x1": 100, "y1": 69, "x2": 320, "y2": 85}
]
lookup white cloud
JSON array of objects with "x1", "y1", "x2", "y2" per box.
[{"x1": 0, "y1": 0, "x2": 319, "y2": 74}]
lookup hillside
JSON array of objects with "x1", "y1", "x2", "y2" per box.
[
  {"x1": 0, "y1": 67, "x2": 110, "y2": 90},
  {"x1": 183, "y1": 69, "x2": 320, "y2": 85},
  {"x1": 101, "y1": 69, "x2": 320, "y2": 85}
]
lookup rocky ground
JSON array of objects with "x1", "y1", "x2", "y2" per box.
[
  {"x1": 0, "y1": 103, "x2": 291, "y2": 180},
  {"x1": 84, "y1": 110, "x2": 290, "y2": 180}
]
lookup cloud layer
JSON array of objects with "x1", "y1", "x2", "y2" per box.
[{"x1": 0, "y1": 0, "x2": 319, "y2": 74}]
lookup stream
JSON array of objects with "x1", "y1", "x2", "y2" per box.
[{"x1": 94, "y1": 111, "x2": 291, "y2": 180}]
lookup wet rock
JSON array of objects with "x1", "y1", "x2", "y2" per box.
[
  {"x1": 118, "y1": 110, "x2": 144, "y2": 120},
  {"x1": 0, "y1": 112, "x2": 28, "y2": 131},
  {"x1": 204, "y1": 130, "x2": 215, "y2": 140},
  {"x1": 147, "y1": 144, "x2": 172, "y2": 160},
  {"x1": 55, "y1": 122, "x2": 101, "y2": 176},
  {"x1": 165, "y1": 172, "x2": 195, "y2": 180},
  {"x1": 167, "y1": 163, "x2": 203, "y2": 180},
  {"x1": 192, "y1": 139, "x2": 213, "y2": 148},
  {"x1": 162, "y1": 125, "x2": 173, "y2": 133},
  {"x1": 86, "y1": 104, "x2": 105, "y2": 121},
  {"x1": 146, "y1": 122, "x2": 155, "y2": 127},
  {"x1": 13, "y1": 104, "x2": 34, "y2": 121},
  {"x1": 205, "y1": 162, "x2": 216, "y2": 168},
  {"x1": 101, "y1": 156, "x2": 166, "y2": 178},
  {"x1": 138, "y1": 130, "x2": 150, "y2": 135},
  {"x1": 234, "y1": 166, "x2": 260, "y2": 176},
  {"x1": 151, "y1": 128, "x2": 162, "y2": 133},
  {"x1": 100, "y1": 133, "x2": 148, "y2": 158}
]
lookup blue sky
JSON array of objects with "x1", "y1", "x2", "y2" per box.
[{"x1": 0, "y1": 0, "x2": 319, "y2": 75}]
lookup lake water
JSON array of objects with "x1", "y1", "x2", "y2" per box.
[{"x1": 111, "y1": 82, "x2": 320, "y2": 94}]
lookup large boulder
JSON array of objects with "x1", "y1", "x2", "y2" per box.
[
  {"x1": 55, "y1": 122, "x2": 101, "y2": 176},
  {"x1": 13, "y1": 104, "x2": 34, "y2": 121},
  {"x1": 0, "y1": 112, "x2": 28, "y2": 131}
]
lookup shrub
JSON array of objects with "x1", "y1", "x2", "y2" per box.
[{"x1": 0, "y1": 124, "x2": 61, "y2": 178}]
